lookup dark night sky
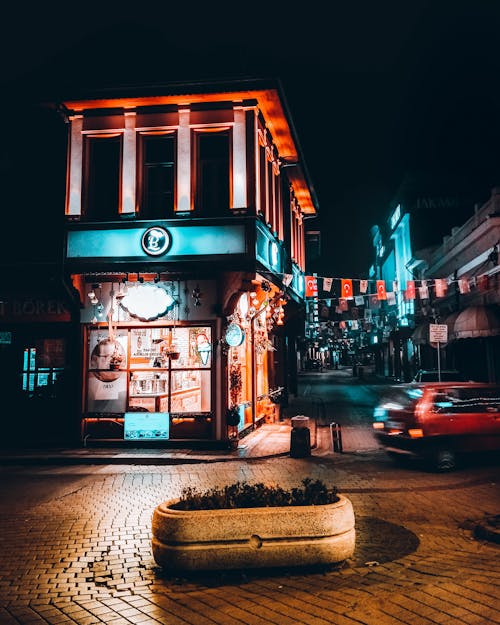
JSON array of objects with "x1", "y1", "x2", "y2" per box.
[{"x1": 3, "y1": 1, "x2": 500, "y2": 276}]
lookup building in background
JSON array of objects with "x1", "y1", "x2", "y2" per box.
[
  {"x1": 416, "y1": 187, "x2": 500, "y2": 382},
  {"x1": 367, "y1": 171, "x2": 484, "y2": 380},
  {"x1": 55, "y1": 78, "x2": 318, "y2": 447}
]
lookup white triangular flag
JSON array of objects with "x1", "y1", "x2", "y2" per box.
[{"x1": 387, "y1": 291, "x2": 396, "y2": 305}]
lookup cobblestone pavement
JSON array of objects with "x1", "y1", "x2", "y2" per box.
[{"x1": 0, "y1": 450, "x2": 499, "y2": 625}]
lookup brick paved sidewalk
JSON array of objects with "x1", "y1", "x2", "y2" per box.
[
  {"x1": 0, "y1": 450, "x2": 499, "y2": 624},
  {"x1": 0, "y1": 420, "x2": 380, "y2": 465}
]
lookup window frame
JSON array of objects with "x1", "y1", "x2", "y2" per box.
[
  {"x1": 193, "y1": 127, "x2": 232, "y2": 216},
  {"x1": 82, "y1": 133, "x2": 123, "y2": 221},
  {"x1": 137, "y1": 130, "x2": 177, "y2": 219}
]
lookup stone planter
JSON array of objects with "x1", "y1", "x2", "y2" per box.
[{"x1": 152, "y1": 494, "x2": 355, "y2": 571}]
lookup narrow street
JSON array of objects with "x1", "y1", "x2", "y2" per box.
[{"x1": 287, "y1": 366, "x2": 390, "y2": 427}]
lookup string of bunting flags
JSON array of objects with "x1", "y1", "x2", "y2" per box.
[
  {"x1": 273, "y1": 271, "x2": 495, "y2": 332},
  {"x1": 296, "y1": 274, "x2": 489, "y2": 302}
]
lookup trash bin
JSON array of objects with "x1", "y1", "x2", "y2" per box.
[{"x1": 290, "y1": 416, "x2": 311, "y2": 458}]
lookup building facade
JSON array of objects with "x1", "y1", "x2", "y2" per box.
[
  {"x1": 56, "y1": 79, "x2": 317, "y2": 446},
  {"x1": 367, "y1": 180, "x2": 500, "y2": 382},
  {"x1": 420, "y1": 187, "x2": 500, "y2": 382}
]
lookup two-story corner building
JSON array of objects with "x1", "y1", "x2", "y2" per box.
[{"x1": 57, "y1": 78, "x2": 318, "y2": 447}]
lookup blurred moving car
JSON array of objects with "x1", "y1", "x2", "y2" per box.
[
  {"x1": 412, "y1": 369, "x2": 466, "y2": 383},
  {"x1": 373, "y1": 382, "x2": 500, "y2": 471}
]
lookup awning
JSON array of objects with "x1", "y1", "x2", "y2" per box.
[
  {"x1": 454, "y1": 305, "x2": 500, "y2": 339},
  {"x1": 443, "y1": 311, "x2": 461, "y2": 342},
  {"x1": 411, "y1": 322, "x2": 430, "y2": 345}
]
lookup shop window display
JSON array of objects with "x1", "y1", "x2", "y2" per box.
[
  {"x1": 87, "y1": 330, "x2": 128, "y2": 413},
  {"x1": 85, "y1": 326, "x2": 212, "y2": 439}
]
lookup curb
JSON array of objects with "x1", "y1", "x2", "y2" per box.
[{"x1": 0, "y1": 450, "x2": 293, "y2": 466}]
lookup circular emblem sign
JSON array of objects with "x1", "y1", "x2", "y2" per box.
[
  {"x1": 141, "y1": 227, "x2": 170, "y2": 256},
  {"x1": 225, "y1": 323, "x2": 245, "y2": 347}
]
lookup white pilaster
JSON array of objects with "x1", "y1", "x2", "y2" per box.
[
  {"x1": 177, "y1": 107, "x2": 191, "y2": 212},
  {"x1": 67, "y1": 115, "x2": 83, "y2": 216},
  {"x1": 232, "y1": 106, "x2": 247, "y2": 209},
  {"x1": 121, "y1": 111, "x2": 137, "y2": 214}
]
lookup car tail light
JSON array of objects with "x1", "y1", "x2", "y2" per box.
[
  {"x1": 373, "y1": 422, "x2": 385, "y2": 430},
  {"x1": 408, "y1": 428, "x2": 424, "y2": 438},
  {"x1": 415, "y1": 397, "x2": 431, "y2": 420}
]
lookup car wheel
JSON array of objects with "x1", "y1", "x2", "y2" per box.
[
  {"x1": 433, "y1": 449, "x2": 457, "y2": 472},
  {"x1": 386, "y1": 450, "x2": 407, "y2": 464}
]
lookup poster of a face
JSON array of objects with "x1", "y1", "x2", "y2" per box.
[
  {"x1": 87, "y1": 330, "x2": 128, "y2": 413},
  {"x1": 89, "y1": 330, "x2": 128, "y2": 374}
]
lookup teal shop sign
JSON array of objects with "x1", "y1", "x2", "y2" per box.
[
  {"x1": 225, "y1": 323, "x2": 245, "y2": 347},
  {"x1": 66, "y1": 224, "x2": 246, "y2": 260}
]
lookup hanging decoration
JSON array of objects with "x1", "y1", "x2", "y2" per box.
[
  {"x1": 376, "y1": 280, "x2": 387, "y2": 300},
  {"x1": 341, "y1": 279, "x2": 353, "y2": 299},
  {"x1": 323, "y1": 277, "x2": 333, "y2": 292}
]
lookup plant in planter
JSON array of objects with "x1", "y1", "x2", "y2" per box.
[
  {"x1": 226, "y1": 406, "x2": 241, "y2": 449},
  {"x1": 152, "y1": 478, "x2": 355, "y2": 571}
]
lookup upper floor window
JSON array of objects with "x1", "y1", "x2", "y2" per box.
[
  {"x1": 140, "y1": 133, "x2": 175, "y2": 219},
  {"x1": 195, "y1": 131, "x2": 230, "y2": 216},
  {"x1": 84, "y1": 135, "x2": 121, "y2": 220}
]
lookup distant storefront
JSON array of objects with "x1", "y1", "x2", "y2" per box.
[{"x1": 0, "y1": 276, "x2": 80, "y2": 444}]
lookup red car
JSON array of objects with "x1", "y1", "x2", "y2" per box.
[{"x1": 373, "y1": 382, "x2": 500, "y2": 471}]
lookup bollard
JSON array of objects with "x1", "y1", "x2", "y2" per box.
[
  {"x1": 290, "y1": 415, "x2": 311, "y2": 458},
  {"x1": 330, "y1": 422, "x2": 343, "y2": 453}
]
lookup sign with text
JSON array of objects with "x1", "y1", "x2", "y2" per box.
[
  {"x1": 124, "y1": 412, "x2": 169, "y2": 440},
  {"x1": 429, "y1": 324, "x2": 448, "y2": 344},
  {"x1": 0, "y1": 299, "x2": 70, "y2": 323}
]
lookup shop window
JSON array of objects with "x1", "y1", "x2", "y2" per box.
[
  {"x1": 84, "y1": 136, "x2": 121, "y2": 220},
  {"x1": 84, "y1": 326, "x2": 213, "y2": 439},
  {"x1": 21, "y1": 339, "x2": 66, "y2": 399},
  {"x1": 87, "y1": 330, "x2": 128, "y2": 414},
  {"x1": 141, "y1": 134, "x2": 175, "y2": 218},
  {"x1": 195, "y1": 131, "x2": 230, "y2": 216}
]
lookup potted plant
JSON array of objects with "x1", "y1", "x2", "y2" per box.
[
  {"x1": 167, "y1": 344, "x2": 180, "y2": 360},
  {"x1": 152, "y1": 478, "x2": 355, "y2": 572},
  {"x1": 226, "y1": 406, "x2": 240, "y2": 449}
]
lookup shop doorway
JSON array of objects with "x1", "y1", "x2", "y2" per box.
[{"x1": 0, "y1": 326, "x2": 77, "y2": 445}]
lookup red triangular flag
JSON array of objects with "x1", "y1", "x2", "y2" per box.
[
  {"x1": 458, "y1": 278, "x2": 470, "y2": 294},
  {"x1": 341, "y1": 278, "x2": 353, "y2": 299},
  {"x1": 478, "y1": 275, "x2": 489, "y2": 291},
  {"x1": 376, "y1": 280, "x2": 387, "y2": 300},
  {"x1": 405, "y1": 280, "x2": 416, "y2": 300},
  {"x1": 305, "y1": 276, "x2": 318, "y2": 298},
  {"x1": 434, "y1": 278, "x2": 447, "y2": 298}
]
